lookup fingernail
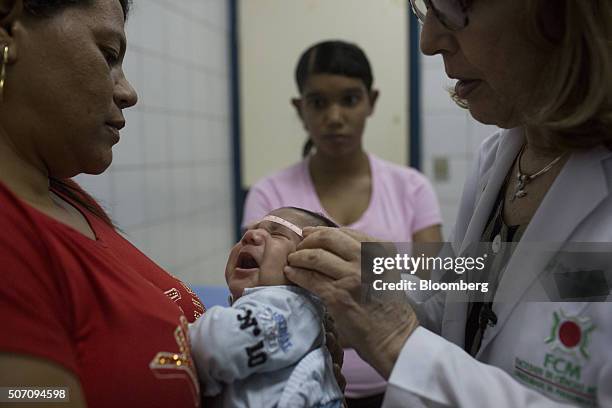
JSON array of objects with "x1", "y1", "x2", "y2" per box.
[{"x1": 284, "y1": 266, "x2": 294, "y2": 275}]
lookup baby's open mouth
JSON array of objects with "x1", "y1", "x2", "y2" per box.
[{"x1": 237, "y1": 252, "x2": 259, "y2": 270}]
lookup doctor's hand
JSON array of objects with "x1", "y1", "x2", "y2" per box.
[{"x1": 284, "y1": 227, "x2": 420, "y2": 379}]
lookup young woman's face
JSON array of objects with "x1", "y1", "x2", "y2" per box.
[
  {"x1": 293, "y1": 74, "x2": 377, "y2": 158},
  {"x1": 420, "y1": 0, "x2": 548, "y2": 128},
  {"x1": 1, "y1": 0, "x2": 137, "y2": 178}
]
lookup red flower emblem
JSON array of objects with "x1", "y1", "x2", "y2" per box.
[{"x1": 559, "y1": 320, "x2": 581, "y2": 348}]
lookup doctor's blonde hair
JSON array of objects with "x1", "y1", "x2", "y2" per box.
[
  {"x1": 454, "y1": 0, "x2": 612, "y2": 149},
  {"x1": 528, "y1": 0, "x2": 612, "y2": 149}
]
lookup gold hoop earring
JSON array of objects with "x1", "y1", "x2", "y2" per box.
[{"x1": 0, "y1": 45, "x2": 9, "y2": 102}]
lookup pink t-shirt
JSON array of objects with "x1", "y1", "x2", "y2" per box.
[{"x1": 241, "y1": 153, "x2": 442, "y2": 397}]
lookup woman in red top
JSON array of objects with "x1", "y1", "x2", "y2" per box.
[{"x1": 0, "y1": 1, "x2": 205, "y2": 407}]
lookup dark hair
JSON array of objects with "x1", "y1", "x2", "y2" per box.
[
  {"x1": 23, "y1": 0, "x2": 131, "y2": 19},
  {"x1": 22, "y1": 0, "x2": 133, "y2": 228},
  {"x1": 295, "y1": 40, "x2": 374, "y2": 157},
  {"x1": 286, "y1": 206, "x2": 339, "y2": 228}
]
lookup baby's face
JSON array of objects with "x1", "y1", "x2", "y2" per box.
[{"x1": 225, "y1": 208, "x2": 312, "y2": 299}]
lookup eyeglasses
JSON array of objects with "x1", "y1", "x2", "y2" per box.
[{"x1": 409, "y1": 0, "x2": 470, "y2": 31}]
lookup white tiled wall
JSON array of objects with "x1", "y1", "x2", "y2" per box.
[
  {"x1": 76, "y1": 0, "x2": 233, "y2": 286},
  {"x1": 420, "y1": 54, "x2": 498, "y2": 238}
]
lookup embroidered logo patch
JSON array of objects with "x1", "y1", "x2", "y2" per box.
[
  {"x1": 545, "y1": 310, "x2": 595, "y2": 360},
  {"x1": 513, "y1": 309, "x2": 598, "y2": 406}
]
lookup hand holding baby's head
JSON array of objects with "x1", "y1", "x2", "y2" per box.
[{"x1": 225, "y1": 207, "x2": 337, "y2": 300}]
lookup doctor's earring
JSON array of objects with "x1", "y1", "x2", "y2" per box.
[
  {"x1": 227, "y1": 294, "x2": 234, "y2": 306},
  {"x1": 0, "y1": 45, "x2": 8, "y2": 103}
]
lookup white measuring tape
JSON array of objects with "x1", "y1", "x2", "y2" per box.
[{"x1": 261, "y1": 215, "x2": 303, "y2": 238}]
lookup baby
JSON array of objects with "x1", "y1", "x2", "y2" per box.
[{"x1": 189, "y1": 207, "x2": 343, "y2": 408}]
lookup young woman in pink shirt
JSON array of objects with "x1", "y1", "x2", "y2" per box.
[{"x1": 242, "y1": 40, "x2": 443, "y2": 408}]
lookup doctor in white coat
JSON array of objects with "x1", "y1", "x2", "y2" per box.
[{"x1": 284, "y1": 0, "x2": 612, "y2": 406}]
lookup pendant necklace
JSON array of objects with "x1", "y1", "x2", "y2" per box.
[{"x1": 511, "y1": 145, "x2": 564, "y2": 202}]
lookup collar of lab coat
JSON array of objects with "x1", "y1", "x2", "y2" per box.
[{"x1": 454, "y1": 127, "x2": 612, "y2": 357}]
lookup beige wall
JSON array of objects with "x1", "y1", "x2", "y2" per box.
[{"x1": 239, "y1": 0, "x2": 410, "y2": 186}]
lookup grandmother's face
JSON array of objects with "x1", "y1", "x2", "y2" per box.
[
  {"x1": 1, "y1": 0, "x2": 137, "y2": 177},
  {"x1": 420, "y1": 0, "x2": 547, "y2": 128}
]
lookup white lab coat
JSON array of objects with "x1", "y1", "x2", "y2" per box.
[{"x1": 383, "y1": 128, "x2": 612, "y2": 407}]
